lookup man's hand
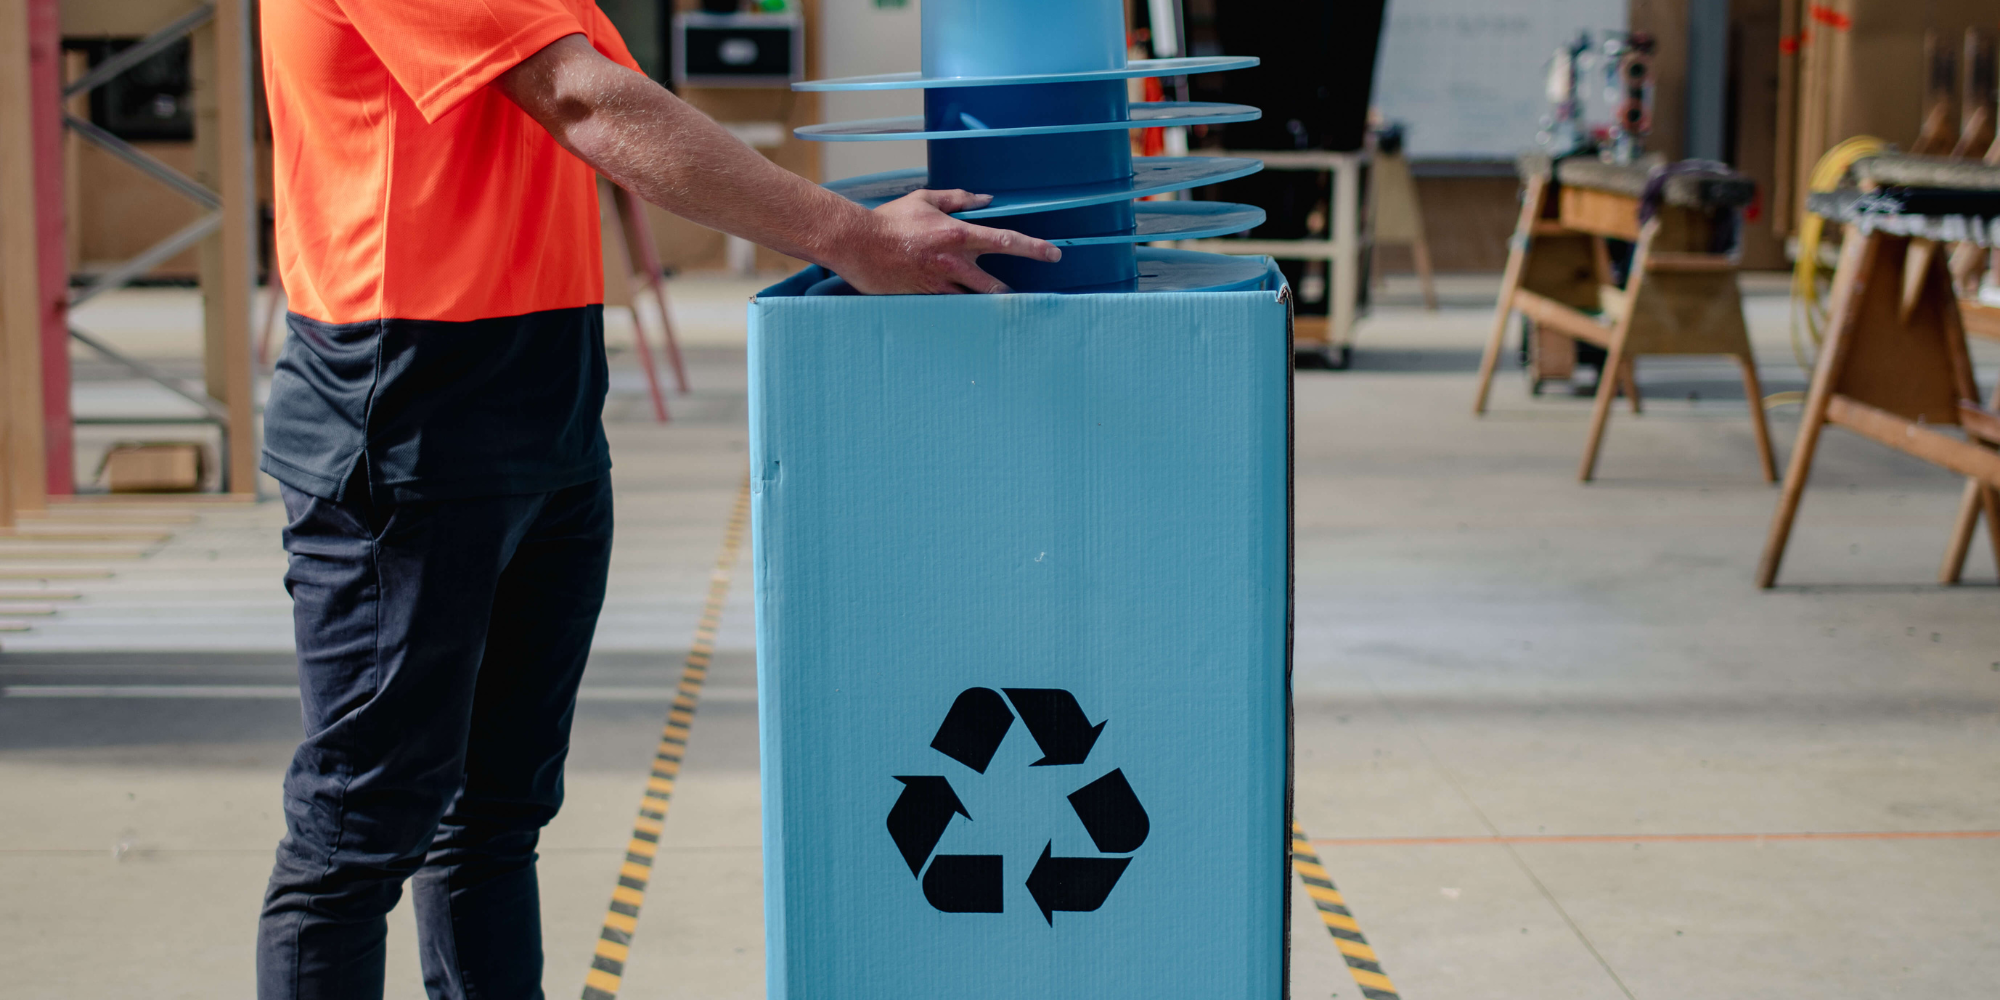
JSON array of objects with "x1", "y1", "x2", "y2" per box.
[
  {"x1": 837, "y1": 189, "x2": 1060, "y2": 294},
  {"x1": 497, "y1": 35, "x2": 1056, "y2": 294}
]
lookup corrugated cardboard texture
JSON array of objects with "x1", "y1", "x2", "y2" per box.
[{"x1": 749, "y1": 269, "x2": 1290, "y2": 1000}]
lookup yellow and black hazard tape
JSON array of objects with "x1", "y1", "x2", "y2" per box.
[
  {"x1": 582, "y1": 477, "x2": 751, "y2": 1000},
  {"x1": 1292, "y1": 820, "x2": 1401, "y2": 1000}
]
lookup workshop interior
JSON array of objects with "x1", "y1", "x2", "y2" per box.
[{"x1": 2, "y1": 0, "x2": 1998, "y2": 997}]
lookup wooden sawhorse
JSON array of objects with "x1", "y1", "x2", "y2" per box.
[
  {"x1": 1757, "y1": 163, "x2": 2000, "y2": 586},
  {"x1": 1474, "y1": 157, "x2": 1774, "y2": 483}
]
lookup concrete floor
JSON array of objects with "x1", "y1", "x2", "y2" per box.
[{"x1": 2, "y1": 275, "x2": 1997, "y2": 999}]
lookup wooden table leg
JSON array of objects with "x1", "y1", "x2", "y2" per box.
[
  {"x1": 1474, "y1": 176, "x2": 1544, "y2": 415},
  {"x1": 1939, "y1": 379, "x2": 2000, "y2": 583},
  {"x1": 1940, "y1": 479, "x2": 1984, "y2": 584},
  {"x1": 1736, "y1": 354, "x2": 1779, "y2": 482},
  {"x1": 1413, "y1": 232, "x2": 1439, "y2": 312},
  {"x1": 1757, "y1": 231, "x2": 1879, "y2": 587},
  {"x1": 1578, "y1": 338, "x2": 1628, "y2": 482}
]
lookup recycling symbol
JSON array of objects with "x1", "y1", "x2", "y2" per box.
[{"x1": 886, "y1": 687, "x2": 1149, "y2": 924}]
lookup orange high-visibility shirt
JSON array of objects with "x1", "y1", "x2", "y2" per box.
[
  {"x1": 263, "y1": 0, "x2": 640, "y2": 324},
  {"x1": 259, "y1": 0, "x2": 642, "y2": 501}
]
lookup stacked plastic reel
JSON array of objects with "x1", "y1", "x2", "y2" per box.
[{"x1": 793, "y1": 0, "x2": 1269, "y2": 293}]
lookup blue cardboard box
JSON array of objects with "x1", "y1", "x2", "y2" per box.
[{"x1": 749, "y1": 263, "x2": 1293, "y2": 1000}]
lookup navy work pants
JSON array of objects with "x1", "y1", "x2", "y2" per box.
[{"x1": 256, "y1": 475, "x2": 614, "y2": 1000}]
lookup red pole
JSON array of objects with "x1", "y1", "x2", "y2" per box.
[
  {"x1": 607, "y1": 186, "x2": 669, "y2": 424},
  {"x1": 618, "y1": 187, "x2": 689, "y2": 395},
  {"x1": 28, "y1": 0, "x2": 70, "y2": 495}
]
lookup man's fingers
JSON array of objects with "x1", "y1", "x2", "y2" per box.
[
  {"x1": 944, "y1": 257, "x2": 1011, "y2": 294},
  {"x1": 961, "y1": 223, "x2": 1061, "y2": 262},
  {"x1": 912, "y1": 188, "x2": 994, "y2": 214}
]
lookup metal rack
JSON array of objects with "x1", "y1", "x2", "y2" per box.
[{"x1": 1, "y1": 0, "x2": 258, "y2": 520}]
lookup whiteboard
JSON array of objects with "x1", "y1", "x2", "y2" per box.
[{"x1": 1371, "y1": 0, "x2": 1627, "y2": 160}]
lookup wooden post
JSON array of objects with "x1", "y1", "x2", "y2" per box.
[
  {"x1": 0, "y1": 0, "x2": 47, "y2": 516},
  {"x1": 1771, "y1": 0, "x2": 1802, "y2": 240},
  {"x1": 192, "y1": 0, "x2": 259, "y2": 495},
  {"x1": 0, "y1": 402, "x2": 11, "y2": 530},
  {"x1": 27, "y1": 0, "x2": 68, "y2": 497}
]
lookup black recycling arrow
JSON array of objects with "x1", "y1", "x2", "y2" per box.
[
  {"x1": 1001, "y1": 689, "x2": 1105, "y2": 766},
  {"x1": 922, "y1": 854, "x2": 1004, "y2": 913},
  {"x1": 1024, "y1": 841, "x2": 1131, "y2": 924},
  {"x1": 886, "y1": 776, "x2": 969, "y2": 877},
  {"x1": 1066, "y1": 768, "x2": 1149, "y2": 853},
  {"x1": 930, "y1": 688, "x2": 1014, "y2": 773}
]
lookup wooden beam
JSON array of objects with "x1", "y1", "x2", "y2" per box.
[
  {"x1": 1827, "y1": 395, "x2": 2000, "y2": 488},
  {"x1": 190, "y1": 0, "x2": 258, "y2": 495},
  {"x1": 0, "y1": 0, "x2": 44, "y2": 519},
  {"x1": 1513, "y1": 289, "x2": 1614, "y2": 347},
  {"x1": 1558, "y1": 187, "x2": 1643, "y2": 242},
  {"x1": 1960, "y1": 401, "x2": 2000, "y2": 445},
  {"x1": 1645, "y1": 252, "x2": 1740, "y2": 272}
]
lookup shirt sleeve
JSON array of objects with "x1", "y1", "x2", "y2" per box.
[{"x1": 335, "y1": 0, "x2": 588, "y2": 122}]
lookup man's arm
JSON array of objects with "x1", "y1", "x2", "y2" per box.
[{"x1": 496, "y1": 34, "x2": 1058, "y2": 294}]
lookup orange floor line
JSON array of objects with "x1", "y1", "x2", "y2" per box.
[{"x1": 1313, "y1": 830, "x2": 2000, "y2": 847}]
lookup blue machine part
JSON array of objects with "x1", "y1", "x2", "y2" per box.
[
  {"x1": 790, "y1": 56, "x2": 1260, "y2": 92},
  {"x1": 790, "y1": 0, "x2": 1267, "y2": 292},
  {"x1": 919, "y1": 0, "x2": 1126, "y2": 78},
  {"x1": 793, "y1": 102, "x2": 1262, "y2": 142},
  {"x1": 792, "y1": 248, "x2": 1273, "y2": 297},
  {"x1": 823, "y1": 159, "x2": 1265, "y2": 218},
  {"x1": 1048, "y1": 203, "x2": 1268, "y2": 247}
]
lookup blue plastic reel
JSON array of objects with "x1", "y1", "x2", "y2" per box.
[{"x1": 790, "y1": 0, "x2": 1270, "y2": 293}]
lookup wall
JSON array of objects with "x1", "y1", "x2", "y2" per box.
[
  {"x1": 1787, "y1": 0, "x2": 1996, "y2": 231},
  {"x1": 1373, "y1": 0, "x2": 1627, "y2": 159},
  {"x1": 1368, "y1": 176, "x2": 1520, "y2": 274},
  {"x1": 1728, "y1": 0, "x2": 1784, "y2": 269},
  {"x1": 816, "y1": 0, "x2": 922, "y2": 182},
  {"x1": 73, "y1": 140, "x2": 202, "y2": 277}
]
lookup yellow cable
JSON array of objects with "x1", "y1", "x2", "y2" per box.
[{"x1": 1789, "y1": 136, "x2": 1888, "y2": 371}]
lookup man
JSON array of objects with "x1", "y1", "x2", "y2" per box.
[{"x1": 254, "y1": 0, "x2": 1057, "y2": 996}]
